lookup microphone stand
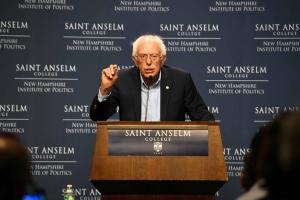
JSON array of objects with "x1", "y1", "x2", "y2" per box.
[{"x1": 144, "y1": 76, "x2": 153, "y2": 121}]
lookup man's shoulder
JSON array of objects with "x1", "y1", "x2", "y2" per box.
[
  {"x1": 116, "y1": 67, "x2": 139, "y2": 86},
  {"x1": 163, "y1": 65, "x2": 190, "y2": 77},
  {"x1": 118, "y1": 67, "x2": 138, "y2": 77}
]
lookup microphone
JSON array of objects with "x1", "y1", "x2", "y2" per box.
[{"x1": 144, "y1": 76, "x2": 153, "y2": 121}]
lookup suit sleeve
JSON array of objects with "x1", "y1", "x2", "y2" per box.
[
  {"x1": 89, "y1": 85, "x2": 120, "y2": 121},
  {"x1": 184, "y1": 73, "x2": 215, "y2": 121}
]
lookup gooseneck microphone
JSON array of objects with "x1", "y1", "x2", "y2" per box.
[{"x1": 144, "y1": 76, "x2": 153, "y2": 121}]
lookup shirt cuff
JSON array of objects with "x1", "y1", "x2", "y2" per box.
[{"x1": 97, "y1": 88, "x2": 110, "y2": 102}]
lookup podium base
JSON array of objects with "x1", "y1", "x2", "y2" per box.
[{"x1": 102, "y1": 195, "x2": 215, "y2": 200}]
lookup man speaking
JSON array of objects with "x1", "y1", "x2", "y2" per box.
[{"x1": 90, "y1": 34, "x2": 214, "y2": 121}]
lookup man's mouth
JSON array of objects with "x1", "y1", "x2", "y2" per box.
[{"x1": 145, "y1": 69, "x2": 154, "y2": 73}]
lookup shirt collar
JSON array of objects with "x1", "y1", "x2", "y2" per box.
[{"x1": 140, "y1": 71, "x2": 161, "y2": 89}]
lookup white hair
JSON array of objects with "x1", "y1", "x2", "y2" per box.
[{"x1": 132, "y1": 34, "x2": 167, "y2": 56}]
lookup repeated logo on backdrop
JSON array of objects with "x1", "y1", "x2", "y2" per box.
[
  {"x1": 224, "y1": 147, "x2": 250, "y2": 177},
  {"x1": 63, "y1": 105, "x2": 97, "y2": 135},
  {"x1": 17, "y1": 0, "x2": 75, "y2": 11},
  {"x1": 60, "y1": 185, "x2": 101, "y2": 200},
  {"x1": 64, "y1": 22, "x2": 125, "y2": 52},
  {"x1": 0, "y1": 104, "x2": 28, "y2": 134},
  {"x1": 14, "y1": 63, "x2": 77, "y2": 93},
  {"x1": 0, "y1": 20, "x2": 29, "y2": 51},
  {"x1": 254, "y1": 23, "x2": 300, "y2": 53},
  {"x1": 159, "y1": 23, "x2": 220, "y2": 53},
  {"x1": 208, "y1": 0, "x2": 266, "y2": 13},
  {"x1": 205, "y1": 65, "x2": 269, "y2": 95},
  {"x1": 113, "y1": 0, "x2": 170, "y2": 12},
  {"x1": 1, "y1": 1, "x2": 300, "y2": 199},
  {"x1": 29, "y1": 146, "x2": 76, "y2": 176},
  {"x1": 253, "y1": 105, "x2": 300, "y2": 124}
]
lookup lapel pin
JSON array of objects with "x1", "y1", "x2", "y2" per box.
[{"x1": 165, "y1": 86, "x2": 170, "y2": 90}]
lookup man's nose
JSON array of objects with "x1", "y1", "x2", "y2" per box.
[{"x1": 146, "y1": 56, "x2": 152, "y2": 65}]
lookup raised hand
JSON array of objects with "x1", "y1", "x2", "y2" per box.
[{"x1": 100, "y1": 64, "x2": 118, "y2": 96}]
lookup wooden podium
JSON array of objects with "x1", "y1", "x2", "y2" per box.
[{"x1": 90, "y1": 121, "x2": 227, "y2": 200}]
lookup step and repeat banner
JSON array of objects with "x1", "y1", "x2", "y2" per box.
[{"x1": 1, "y1": 0, "x2": 300, "y2": 199}]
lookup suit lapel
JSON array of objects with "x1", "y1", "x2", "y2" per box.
[
  {"x1": 160, "y1": 66, "x2": 172, "y2": 121},
  {"x1": 131, "y1": 68, "x2": 141, "y2": 121}
]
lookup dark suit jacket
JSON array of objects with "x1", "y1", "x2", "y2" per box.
[{"x1": 90, "y1": 65, "x2": 214, "y2": 121}]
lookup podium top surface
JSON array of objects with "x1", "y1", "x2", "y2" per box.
[{"x1": 97, "y1": 121, "x2": 220, "y2": 126}]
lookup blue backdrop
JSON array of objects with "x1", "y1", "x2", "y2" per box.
[{"x1": 1, "y1": 0, "x2": 300, "y2": 199}]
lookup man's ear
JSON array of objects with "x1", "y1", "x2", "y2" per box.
[
  {"x1": 161, "y1": 56, "x2": 167, "y2": 65},
  {"x1": 132, "y1": 56, "x2": 138, "y2": 66}
]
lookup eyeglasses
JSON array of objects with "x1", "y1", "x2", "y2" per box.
[{"x1": 135, "y1": 54, "x2": 163, "y2": 62}]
